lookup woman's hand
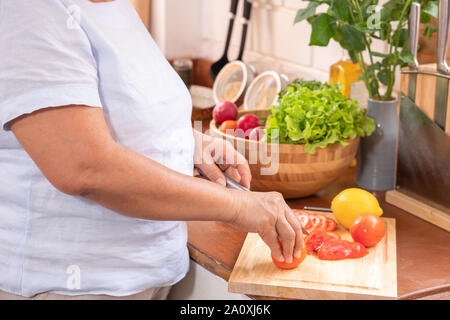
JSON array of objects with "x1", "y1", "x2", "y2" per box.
[
  {"x1": 193, "y1": 130, "x2": 251, "y2": 189},
  {"x1": 229, "y1": 190, "x2": 304, "y2": 263}
]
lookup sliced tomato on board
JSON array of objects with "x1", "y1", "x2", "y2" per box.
[
  {"x1": 292, "y1": 209, "x2": 308, "y2": 217},
  {"x1": 304, "y1": 230, "x2": 340, "y2": 254},
  {"x1": 294, "y1": 212, "x2": 335, "y2": 233},
  {"x1": 307, "y1": 215, "x2": 322, "y2": 231},
  {"x1": 316, "y1": 239, "x2": 368, "y2": 261},
  {"x1": 315, "y1": 214, "x2": 328, "y2": 230},
  {"x1": 347, "y1": 241, "x2": 369, "y2": 259},
  {"x1": 325, "y1": 218, "x2": 337, "y2": 232},
  {"x1": 297, "y1": 214, "x2": 311, "y2": 229}
]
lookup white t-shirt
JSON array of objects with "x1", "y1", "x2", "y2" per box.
[{"x1": 0, "y1": 0, "x2": 194, "y2": 297}]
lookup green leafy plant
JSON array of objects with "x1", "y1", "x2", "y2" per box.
[
  {"x1": 264, "y1": 79, "x2": 376, "y2": 154},
  {"x1": 295, "y1": 0, "x2": 439, "y2": 101}
]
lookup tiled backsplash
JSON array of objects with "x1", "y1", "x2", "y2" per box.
[{"x1": 152, "y1": 0, "x2": 392, "y2": 85}]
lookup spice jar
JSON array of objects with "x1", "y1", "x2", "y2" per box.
[{"x1": 173, "y1": 58, "x2": 193, "y2": 89}]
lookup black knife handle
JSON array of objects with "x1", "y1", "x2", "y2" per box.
[{"x1": 237, "y1": 0, "x2": 252, "y2": 61}]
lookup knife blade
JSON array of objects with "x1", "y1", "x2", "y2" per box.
[
  {"x1": 407, "y1": 2, "x2": 420, "y2": 101},
  {"x1": 196, "y1": 167, "x2": 309, "y2": 235},
  {"x1": 434, "y1": 0, "x2": 450, "y2": 130}
]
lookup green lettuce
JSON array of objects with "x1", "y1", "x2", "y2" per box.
[{"x1": 264, "y1": 79, "x2": 375, "y2": 154}]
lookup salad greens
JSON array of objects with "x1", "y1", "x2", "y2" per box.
[{"x1": 264, "y1": 79, "x2": 375, "y2": 154}]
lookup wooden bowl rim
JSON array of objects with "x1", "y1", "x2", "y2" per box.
[{"x1": 209, "y1": 119, "x2": 360, "y2": 153}]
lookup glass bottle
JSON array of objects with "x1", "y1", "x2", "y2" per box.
[{"x1": 329, "y1": 50, "x2": 361, "y2": 99}]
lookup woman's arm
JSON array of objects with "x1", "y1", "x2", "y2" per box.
[{"x1": 10, "y1": 105, "x2": 303, "y2": 263}]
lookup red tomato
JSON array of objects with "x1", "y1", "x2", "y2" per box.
[
  {"x1": 350, "y1": 213, "x2": 386, "y2": 247},
  {"x1": 271, "y1": 245, "x2": 307, "y2": 270}
]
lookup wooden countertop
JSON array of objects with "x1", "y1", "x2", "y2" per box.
[{"x1": 187, "y1": 167, "x2": 450, "y2": 300}]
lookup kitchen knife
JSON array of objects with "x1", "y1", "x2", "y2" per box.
[
  {"x1": 196, "y1": 167, "x2": 309, "y2": 235},
  {"x1": 302, "y1": 206, "x2": 333, "y2": 213},
  {"x1": 434, "y1": 0, "x2": 450, "y2": 130},
  {"x1": 407, "y1": 2, "x2": 420, "y2": 101}
]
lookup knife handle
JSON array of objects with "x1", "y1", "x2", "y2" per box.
[
  {"x1": 437, "y1": 0, "x2": 450, "y2": 75},
  {"x1": 408, "y1": 2, "x2": 420, "y2": 70}
]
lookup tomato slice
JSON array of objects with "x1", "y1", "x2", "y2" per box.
[
  {"x1": 307, "y1": 215, "x2": 322, "y2": 231},
  {"x1": 316, "y1": 239, "x2": 369, "y2": 260},
  {"x1": 292, "y1": 209, "x2": 308, "y2": 215},
  {"x1": 304, "y1": 230, "x2": 340, "y2": 254},
  {"x1": 297, "y1": 214, "x2": 310, "y2": 228},
  {"x1": 317, "y1": 239, "x2": 353, "y2": 260},
  {"x1": 347, "y1": 241, "x2": 369, "y2": 259},
  {"x1": 315, "y1": 214, "x2": 328, "y2": 230},
  {"x1": 293, "y1": 210, "x2": 338, "y2": 233},
  {"x1": 325, "y1": 218, "x2": 337, "y2": 232}
]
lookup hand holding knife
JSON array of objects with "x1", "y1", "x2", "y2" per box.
[{"x1": 196, "y1": 167, "x2": 310, "y2": 235}]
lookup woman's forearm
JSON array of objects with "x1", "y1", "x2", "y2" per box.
[{"x1": 81, "y1": 141, "x2": 240, "y2": 223}]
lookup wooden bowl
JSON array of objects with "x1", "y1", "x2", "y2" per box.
[{"x1": 209, "y1": 110, "x2": 359, "y2": 199}]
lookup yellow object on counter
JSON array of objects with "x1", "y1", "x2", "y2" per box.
[{"x1": 331, "y1": 188, "x2": 383, "y2": 229}]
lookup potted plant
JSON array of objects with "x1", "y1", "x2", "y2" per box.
[{"x1": 294, "y1": 0, "x2": 438, "y2": 190}]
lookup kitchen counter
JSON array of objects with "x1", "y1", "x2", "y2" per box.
[{"x1": 187, "y1": 167, "x2": 450, "y2": 300}]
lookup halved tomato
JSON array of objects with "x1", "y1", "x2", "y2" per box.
[{"x1": 271, "y1": 244, "x2": 307, "y2": 269}]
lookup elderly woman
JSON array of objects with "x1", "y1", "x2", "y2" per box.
[{"x1": 0, "y1": 0, "x2": 303, "y2": 299}]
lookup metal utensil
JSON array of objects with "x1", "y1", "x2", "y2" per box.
[
  {"x1": 236, "y1": 0, "x2": 253, "y2": 61},
  {"x1": 210, "y1": 0, "x2": 239, "y2": 82},
  {"x1": 434, "y1": 0, "x2": 450, "y2": 130},
  {"x1": 302, "y1": 206, "x2": 333, "y2": 213},
  {"x1": 196, "y1": 168, "x2": 309, "y2": 235},
  {"x1": 408, "y1": 2, "x2": 420, "y2": 101}
]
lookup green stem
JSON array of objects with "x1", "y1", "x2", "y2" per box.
[
  {"x1": 364, "y1": 36, "x2": 380, "y2": 98},
  {"x1": 357, "y1": 52, "x2": 373, "y2": 98},
  {"x1": 352, "y1": 0, "x2": 377, "y2": 98},
  {"x1": 384, "y1": 0, "x2": 412, "y2": 100}
]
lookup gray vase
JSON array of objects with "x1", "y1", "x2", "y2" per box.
[{"x1": 356, "y1": 98, "x2": 399, "y2": 191}]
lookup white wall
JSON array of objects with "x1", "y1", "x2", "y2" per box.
[{"x1": 149, "y1": 0, "x2": 392, "y2": 85}]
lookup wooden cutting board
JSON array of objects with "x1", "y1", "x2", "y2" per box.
[{"x1": 228, "y1": 212, "x2": 397, "y2": 300}]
